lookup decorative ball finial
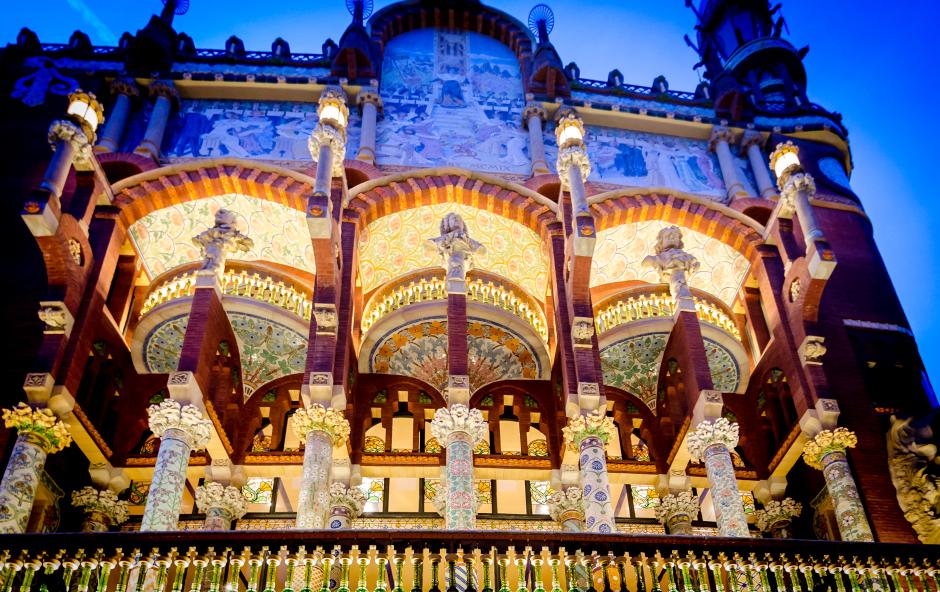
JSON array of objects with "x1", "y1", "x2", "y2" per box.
[{"x1": 528, "y1": 4, "x2": 555, "y2": 44}]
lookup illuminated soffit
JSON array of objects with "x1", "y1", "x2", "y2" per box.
[
  {"x1": 128, "y1": 194, "x2": 316, "y2": 279},
  {"x1": 358, "y1": 203, "x2": 548, "y2": 301},
  {"x1": 591, "y1": 220, "x2": 750, "y2": 306}
]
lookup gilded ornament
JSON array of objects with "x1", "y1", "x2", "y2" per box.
[
  {"x1": 2, "y1": 402, "x2": 71, "y2": 454},
  {"x1": 562, "y1": 409, "x2": 615, "y2": 451},
  {"x1": 801, "y1": 427, "x2": 857, "y2": 470}
]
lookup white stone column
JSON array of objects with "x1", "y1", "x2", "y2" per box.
[
  {"x1": 687, "y1": 417, "x2": 750, "y2": 537},
  {"x1": 95, "y1": 79, "x2": 138, "y2": 153},
  {"x1": 0, "y1": 403, "x2": 71, "y2": 533},
  {"x1": 71, "y1": 486, "x2": 129, "y2": 532},
  {"x1": 780, "y1": 170, "x2": 824, "y2": 243},
  {"x1": 655, "y1": 491, "x2": 699, "y2": 535},
  {"x1": 709, "y1": 126, "x2": 746, "y2": 202},
  {"x1": 740, "y1": 130, "x2": 776, "y2": 198},
  {"x1": 194, "y1": 481, "x2": 248, "y2": 530},
  {"x1": 548, "y1": 486, "x2": 585, "y2": 532},
  {"x1": 355, "y1": 90, "x2": 382, "y2": 164},
  {"x1": 140, "y1": 400, "x2": 212, "y2": 531},
  {"x1": 642, "y1": 226, "x2": 700, "y2": 313},
  {"x1": 754, "y1": 497, "x2": 801, "y2": 539},
  {"x1": 802, "y1": 428, "x2": 874, "y2": 542},
  {"x1": 135, "y1": 80, "x2": 179, "y2": 160},
  {"x1": 429, "y1": 404, "x2": 488, "y2": 529},
  {"x1": 40, "y1": 120, "x2": 95, "y2": 200},
  {"x1": 289, "y1": 404, "x2": 350, "y2": 529},
  {"x1": 562, "y1": 409, "x2": 616, "y2": 534},
  {"x1": 523, "y1": 101, "x2": 549, "y2": 175},
  {"x1": 327, "y1": 482, "x2": 366, "y2": 529}
]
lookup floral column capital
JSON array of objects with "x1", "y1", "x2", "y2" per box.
[
  {"x1": 754, "y1": 498, "x2": 802, "y2": 533},
  {"x1": 146, "y1": 400, "x2": 212, "y2": 450},
  {"x1": 289, "y1": 404, "x2": 350, "y2": 446},
  {"x1": 429, "y1": 404, "x2": 487, "y2": 445},
  {"x1": 194, "y1": 481, "x2": 248, "y2": 520},
  {"x1": 329, "y1": 482, "x2": 366, "y2": 518},
  {"x1": 562, "y1": 409, "x2": 614, "y2": 451},
  {"x1": 70, "y1": 486, "x2": 128, "y2": 525},
  {"x1": 2, "y1": 403, "x2": 71, "y2": 454},
  {"x1": 548, "y1": 487, "x2": 585, "y2": 524},
  {"x1": 802, "y1": 427, "x2": 857, "y2": 469},
  {"x1": 654, "y1": 491, "x2": 699, "y2": 525},
  {"x1": 687, "y1": 417, "x2": 740, "y2": 462}
]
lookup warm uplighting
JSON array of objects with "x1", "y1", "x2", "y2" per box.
[
  {"x1": 66, "y1": 89, "x2": 104, "y2": 137},
  {"x1": 317, "y1": 87, "x2": 349, "y2": 129},
  {"x1": 770, "y1": 140, "x2": 802, "y2": 179},
  {"x1": 554, "y1": 108, "x2": 586, "y2": 149}
]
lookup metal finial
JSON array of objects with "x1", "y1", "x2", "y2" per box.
[
  {"x1": 161, "y1": 0, "x2": 190, "y2": 16},
  {"x1": 346, "y1": 0, "x2": 374, "y2": 22},
  {"x1": 527, "y1": 4, "x2": 555, "y2": 44}
]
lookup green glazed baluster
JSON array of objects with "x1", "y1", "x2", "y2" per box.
[
  {"x1": 229, "y1": 555, "x2": 246, "y2": 592},
  {"x1": 664, "y1": 564, "x2": 677, "y2": 592},
  {"x1": 678, "y1": 562, "x2": 693, "y2": 592},
  {"x1": 154, "y1": 558, "x2": 172, "y2": 592},
  {"x1": 263, "y1": 556, "x2": 281, "y2": 592},
  {"x1": 633, "y1": 562, "x2": 646, "y2": 592},
  {"x1": 549, "y1": 560, "x2": 562, "y2": 592},
  {"x1": 480, "y1": 557, "x2": 492, "y2": 592},
  {"x1": 722, "y1": 564, "x2": 737, "y2": 592},
  {"x1": 134, "y1": 560, "x2": 152, "y2": 592},
  {"x1": 410, "y1": 557, "x2": 423, "y2": 592},
  {"x1": 600, "y1": 559, "x2": 612, "y2": 592},
  {"x1": 392, "y1": 556, "x2": 405, "y2": 592},
  {"x1": 38, "y1": 560, "x2": 60, "y2": 592},
  {"x1": 428, "y1": 558, "x2": 441, "y2": 592},
  {"x1": 901, "y1": 569, "x2": 917, "y2": 592},
  {"x1": 831, "y1": 568, "x2": 847, "y2": 592},
  {"x1": 298, "y1": 556, "x2": 315, "y2": 592},
  {"x1": 338, "y1": 557, "x2": 352, "y2": 592},
  {"x1": 1, "y1": 566, "x2": 17, "y2": 592},
  {"x1": 564, "y1": 561, "x2": 579, "y2": 592},
  {"x1": 245, "y1": 557, "x2": 263, "y2": 592},
  {"x1": 375, "y1": 557, "x2": 388, "y2": 592},
  {"x1": 772, "y1": 565, "x2": 787, "y2": 592},
  {"x1": 356, "y1": 557, "x2": 370, "y2": 592},
  {"x1": 62, "y1": 560, "x2": 79, "y2": 592},
  {"x1": 284, "y1": 557, "x2": 299, "y2": 592},
  {"x1": 648, "y1": 562, "x2": 661, "y2": 592},
  {"x1": 209, "y1": 558, "x2": 226, "y2": 592},
  {"x1": 584, "y1": 558, "x2": 596, "y2": 592},
  {"x1": 532, "y1": 559, "x2": 545, "y2": 592},
  {"x1": 78, "y1": 560, "x2": 98, "y2": 592},
  {"x1": 20, "y1": 560, "x2": 41, "y2": 592},
  {"x1": 169, "y1": 558, "x2": 189, "y2": 592},
  {"x1": 692, "y1": 563, "x2": 707, "y2": 592},
  {"x1": 888, "y1": 568, "x2": 903, "y2": 592},
  {"x1": 757, "y1": 567, "x2": 772, "y2": 592},
  {"x1": 616, "y1": 561, "x2": 627, "y2": 592},
  {"x1": 516, "y1": 558, "x2": 527, "y2": 592},
  {"x1": 786, "y1": 564, "x2": 802, "y2": 592},
  {"x1": 707, "y1": 563, "x2": 722, "y2": 592},
  {"x1": 465, "y1": 557, "x2": 477, "y2": 592},
  {"x1": 447, "y1": 558, "x2": 458, "y2": 592}
]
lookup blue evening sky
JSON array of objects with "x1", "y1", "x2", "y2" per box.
[{"x1": 5, "y1": 1, "x2": 940, "y2": 387}]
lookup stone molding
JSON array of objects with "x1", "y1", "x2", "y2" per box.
[
  {"x1": 562, "y1": 409, "x2": 615, "y2": 452},
  {"x1": 801, "y1": 427, "x2": 857, "y2": 470},
  {"x1": 37, "y1": 301, "x2": 73, "y2": 336},
  {"x1": 886, "y1": 416, "x2": 940, "y2": 544},
  {"x1": 571, "y1": 317, "x2": 595, "y2": 349},
  {"x1": 429, "y1": 404, "x2": 487, "y2": 444},
  {"x1": 687, "y1": 417, "x2": 740, "y2": 462},
  {"x1": 148, "y1": 80, "x2": 180, "y2": 103},
  {"x1": 654, "y1": 491, "x2": 699, "y2": 524},
  {"x1": 2, "y1": 403, "x2": 71, "y2": 454},
  {"x1": 289, "y1": 403, "x2": 350, "y2": 446},
  {"x1": 754, "y1": 497, "x2": 802, "y2": 533},
  {"x1": 522, "y1": 101, "x2": 547, "y2": 127},
  {"x1": 313, "y1": 303, "x2": 338, "y2": 335},
  {"x1": 47, "y1": 119, "x2": 94, "y2": 169},
  {"x1": 547, "y1": 487, "x2": 584, "y2": 524},
  {"x1": 70, "y1": 486, "x2": 128, "y2": 525},
  {"x1": 194, "y1": 481, "x2": 248, "y2": 519},
  {"x1": 110, "y1": 77, "x2": 139, "y2": 98},
  {"x1": 146, "y1": 400, "x2": 213, "y2": 450},
  {"x1": 329, "y1": 482, "x2": 366, "y2": 518},
  {"x1": 740, "y1": 130, "x2": 766, "y2": 149},
  {"x1": 356, "y1": 90, "x2": 383, "y2": 113}
]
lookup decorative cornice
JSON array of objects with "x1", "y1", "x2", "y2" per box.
[
  {"x1": 547, "y1": 487, "x2": 584, "y2": 524},
  {"x1": 429, "y1": 404, "x2": 487, "y2": 445},
  {"x1": 754, "y1": 498, "x2": 802, "y2": 532},
  {"x1": 194, "y1": 482, "x2": 248, "y2": 519},
  {"x1": 687, "y1": 417, "x2": 739, "y2": 462},
  {"x1": 562, "y1": 409, "x2": 615, "y2": 452},
  {"x1": 70, "y1": 486, "x2": 128, "y2": 525},
  {"x1": 146, "y1": 400, "x2": 212, "y2": 450},
  {"x1": 654, "y1": 491, "x2": 699, "y2": 524},
  {"x1": 329, "y1": 482, "x2": 366, "y2": 518},
  {"x1": 2, "y1": 403, "x2": 71, "y2": 454},
  {"x1": 288, "y1": 404, "x2": 350, "y2": 446},
  {"x1": 801, "y1": 427, "x2": 857, "y2": 470}
]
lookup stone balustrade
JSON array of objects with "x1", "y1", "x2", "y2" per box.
[{"x1": 594, "y1": 287, "x2": 741, "y2": 340}]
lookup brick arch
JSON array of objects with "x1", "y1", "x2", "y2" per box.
[
  {"x1": 346, "y1": 168, "x2": 558, "y2": 237},
  {"x1": 588, "y1": 190, "x2": 765, "y2": 261},
  {"x1": 110, "y1": 158, "x2": 316, "y2": 228}
]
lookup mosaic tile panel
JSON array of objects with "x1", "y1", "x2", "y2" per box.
[
  {"x1": 358, "y1": 203, "x2": 548, "y2": 300},
  {"x1": 591, "y1": 220, "x2": 750, "y2": 306}
]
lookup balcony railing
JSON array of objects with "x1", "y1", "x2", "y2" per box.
[
  {"x1": 0, "y1": 530, "x2": 933, "y2": 592},
  {"x1": 362, "y1": 271, "x2": 548, "y2": 342},
  {"x1": 140, "y1": 266, "x2": 312, "y2": 320},
  {"x1": 594, "y1": 287, "x2": 741, "y2": 341}
]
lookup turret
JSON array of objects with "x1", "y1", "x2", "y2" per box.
[
  {"x1": 124, "y1": 0, "x2": 189, "y2": 75},
  {"x1": 331, "y1": 0, "x2": 379, "y2": 81},
  {"x1": 685, "y1": 0, "x2": 809, "y2": 120},
  {"x1": 526, "y1": 4, "x2": 570, "y2": 99}
]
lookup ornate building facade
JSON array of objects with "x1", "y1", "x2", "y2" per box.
[{"x1": 0, "y1": 0, "x2": 937, "y2": 588}]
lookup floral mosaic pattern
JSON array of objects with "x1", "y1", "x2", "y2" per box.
[
  {"x1": 296, "y1": 431, "x2": 333, "y2": 529},
  {"x1": 528, "y1": 439, "x2": 549, "y2": 457},
  {"x1": 140, "y1": 434, "x2": 193, "y2": 531},
  {"x1": 600, "y1": 333, "x2": 739, "y2": 408},
  {"x1": 241, "y1": 478, "x2": 274, "y2": 504},
  {"x1": 819, "y1": 450, "x2": 875, "y2": 542},
  {"x1": 702, "y1": 444, "x2": 749, "y2": 537},
  {"x1": 591, "y1": 220, "x2": 750, "y2": 306},
  {"x1": 363, "y1": 436, "x2": 385, "y2": 453},
  {"x1": 358, "y1": 203, "x2": 548, "y2": 299},
  {"x1": 0, "y1": 437, "x2": 48, "y2": 533},
  {"x1": 579, "y1": 436, "x2": 615, "y2": 533},
  {"x1": 128, "y1": 194, "x2": 315, "y2": 279},
  {"x1": 368, "y1": 318, "x2": 541, "y2": 393},
  {"x1": 530, "y1": 481, "x2": 554, "y2": 506},
  {"x1": 143, "y1": 312, "x2": 307, "y2": 397}
]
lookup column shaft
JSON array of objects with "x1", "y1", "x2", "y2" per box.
[
  {"x1": 136, "y1": 95, "x2": 172, "y2": 158},
  {"x1": 794, "y1": 189, "x2": 825, "y2": 243},
  {"x1": 314, "y1": 143, "x2": 333, "y2": 197},
  {"x1": 665, "y1": 513, "x2": 693, "y2": 535},
  {"x1": 702, "y1": 443, "x2": 750, "y2": 537},
  {"x1": 39, "y1": 140, "x2": 76, "y2": 199},
  {"x1": 560, "y1": 518, "x2": 581, "y2": 532},
  {"x1": 140, "y1": 428, "x2": 193, "y2": 531},
  {"x1": 746, "y1": 143, "x2": 776, "y2": 198},
  {"x1": 0, "y1": 435, "x2": 48, "y2": 533},
  {"x1": 329, "y1": 506, "x2": 352, "y2": 529},
  {"x1": 714, "y1": 140, "x2": 745, "y2": 200},
  {"x1": 568, "y1": 165, "x2": 589, "y2": 216},
  {"x1": 204, "y1": 507, "x2": 234, "y2": 531},
  {"x1": 819, "y1": 450, "x2": 874, "y2": 542},
  {"x1": 528, "y1": 115, "x2": 548, "y2": 175},
  {"x1": 443, "y1": 433, "x2": 476, "y2": 529},
  {"x1": 81, "y1": 510, "x2": 111, "y2": 532},
  {"x1": 296, "y1": 430, "x2": 333, "y2": 528},
  {"x1": 356, "y1": 102, "x2": 378, "y2": 163},
  {"x1": 96, "y1": 93, "x2": 131, "y2": 153},
  {"x1": 579, "y1": 435, "x2": 615, "y2": 533}
]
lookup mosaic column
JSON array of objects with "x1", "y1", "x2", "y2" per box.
[
  {"x1": 95, "y1": 78, "x2": 138, "y2": 153},
  {"x1": 562, "y1": 409, "x2": 616, "y2": 534},
  {"x1": 548, "y1": 486, "x2": 585, "y2": 532},
  {"x1": 356, "y1": 89, "x2": 382, "y2": 164},
  {"x1": 135, "y1": 80, "x2": 179, "y2": 159},
  {"x1": 523, "y1": 101, "x2": 549, "y2": 175},
  {"x1": 70, "y1": 486, "x2": 128, "y2": 532},
  {"x1": 308, "y1": 86, "x2": 348, "y2": 197},
  {"x1": 289, "y1": 404, "x2": 350, "y2": 529},
  {"x1": 140, "y1": 400, "x2": 212, "y2": 531},
  {"x1": 754, "y1": 498, "x2": 801, "y2": 539},
  {"x1": 655, "y1": 491, "x2": 698, "y2": 535},
  {"x1": 709, "y1": 126, "x2": 746, "y2": 201},
  {"x1": 802, "y1": 428, "x2": 874, "y2": 542},
  {"x1": 687, "y1": 418, "x2": 750, "y2": 537},
  {"x1": 194, "y1": 481, "x2": 248, "y2": 530},
  {"x1": 327, "y1": 482, "x2": 366, "y2": 529},
  {"x1": 0, "y1": 403, "x2": 71, "y2": 533},
  {"x1": 429, "y1": 404, "x2": 488, "y2": 529},
  {"x1": 740, "y1": 130, "x2": 776, "y2": 198}
]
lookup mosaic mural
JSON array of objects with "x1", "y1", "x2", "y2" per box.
[
  {"x1": 591, "y1": 220, "x2": 750, "y2": 306},
  {"x1": 143, "y1": 312, "x2": 307, "y2": 397},
  {"x1": 358, "y1": 203, "x2": 548, "y2": 299},
  {"x1": 128, "y1": 194, "x2": 315, "y2": 279},
  {"x1": 376, "y1": 29, "x2": 529, "y2": 173},
  {"x1": 158, "y1": 99, "x2": 360, "y2": 161},
  {"x1": 368, "y1": 318, "x2": 541, "y2": 393},
  {"x1": 600, "y1": 332, "x2": 739, "y2": 409}
]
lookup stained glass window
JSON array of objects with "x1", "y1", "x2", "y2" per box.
[
  {"x1": 530, "y1": 481, "x2": 554, "y2": 506},
  {"x1": 528, "y1": 438, "x2": 549, "y2": 457},
  {"x1": 360, "y1": 477, "x2": 384, "y2": 512},
  {"x1": 425, "y1": 438, "x2": 442, "y2": 453},
  {"x1": 740, "y1": 491, "x2": 756, "y2": 514},
  {"x1": 128, "y1": 481, "x2": 150, "y2": 506},
  {"x1": 242, "y1": 477, "x2": 274, "y2": 504},
  {"x1": 631, "y1": 485, "x2": 660, "y2": 509},
  {"x1": 364, "y1": 435, "x2": 385, "y2": 453},
  {"x1": 632, "y1": 441, "x2": 651, "y2": 461}
]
